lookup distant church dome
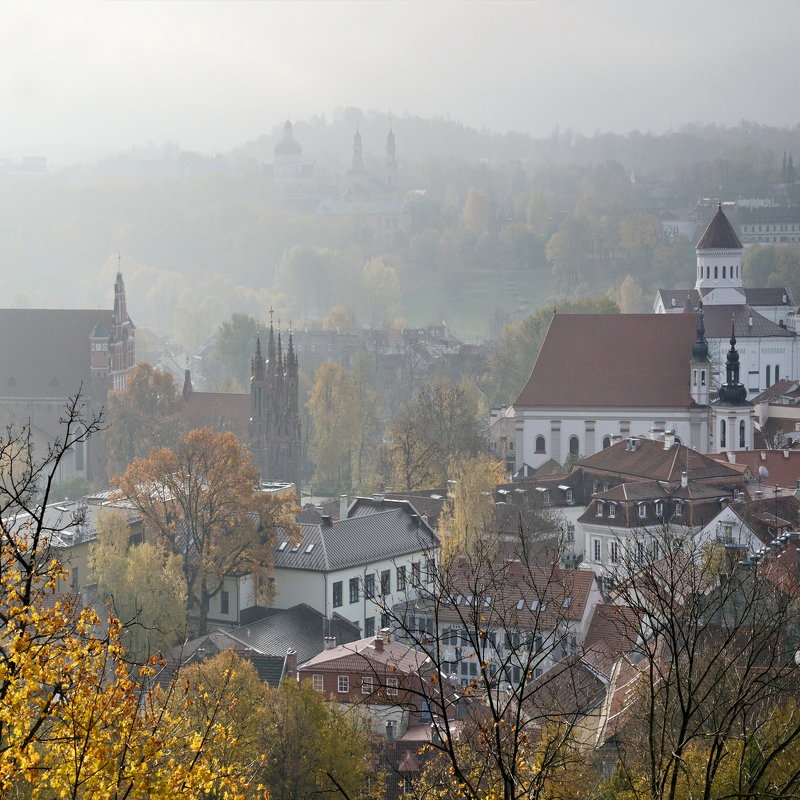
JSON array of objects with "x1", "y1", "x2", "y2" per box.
[{"x1": 274, "y1": 120, "x2": 303, "y2": 157}]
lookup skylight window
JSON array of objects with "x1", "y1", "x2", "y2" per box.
[
  {"x1": 278, "y1": 541, "x2": 287, "y2": 551},
  {"x1": 304, "y1": 543, "x2": 315, "y2": 554},
  {"x1": 516, "y1": 598, "x2": 525, "y2": 611}
]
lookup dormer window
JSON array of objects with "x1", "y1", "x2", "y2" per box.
[
  {"x1": 608, "y1": 503, "x2": 616, "y2": 519},
  {"x1": 674, "y1": 501, "x2": 683, "y2": 517},
  {"x1": 638, "y1": 503, "x2": 647, "y2": 519},
  {"x1": 655, "y1": 501, "x2": 664, "y2": 517},
  {"x1": 596, "y1": 501, "x2": 604, "y2": 517}
]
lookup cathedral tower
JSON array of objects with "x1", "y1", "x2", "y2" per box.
[{"x1": 710, "y1": 320, "x2": 754, "y2": 451}]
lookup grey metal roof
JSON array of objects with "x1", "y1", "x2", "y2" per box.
[{"x1": 273, "y1": 507, "x2": 439, "y2": 573}]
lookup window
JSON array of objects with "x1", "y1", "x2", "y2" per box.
[
  {"x1": 364, "y1": 616, "x2": 375, "y2": 637},
  {"x1": 569, "y1": 435, "x2": 579, "y2": 456},
  {"x1": 655, "y1": 501, "x2": 664, "y2": 517},
  {"x1": 381, "y1": 569, "x2": 391, "y2": 595},
  {"x1": 535, "y1": 435, "x2": 546, "y2": 453},
  {"x1": 674, "y1": 501, "x2": 683, "y2": 517},
  {"x1": 332, "y1": 581, "x2": 343, "y2": 608},
  {"x1": 776, "y1": 364, "x2": 780, "y2": 382},
  {"x1": 739, "y1": 419, "x2": 745, "y2": 448},
  {"x1": 349, "y1": 577, "x2": 359, "y2": 604},
  {"x1": 593, "y1": 538, "x2": 601, "y2": 562},
  {"x1": 638, "y1": 503, "x2": 647, "y2": 519},
  {"x1": 637, "y1": 541, "x2": 645, "y2": 563},
  {"x1": 602, "y1": 435, "x2": 611, "y2": 449},
  {"x1": 364, "y1": 573, "x2": 375, "y2": 599},
  {"x1": 565, "y1": 488, "x2": 573, "y2": 503},
  {"x1": 565, "y1": 523, "x2": 575, "y2": 543},
  {"x1": 75, "y1": 441, "x2": 85, "y2": 472},
  {"x1": 396, "y1": 565, "x2": 406, "y2": 592},
  {"x1": 693, "y1": 369, "x2": 697, "y2": 386},
  {"x1": 220, "y1": 590, "x2": 229, "y2": 615},
  {"x1": 425, "y1": 558, "x2": 436, "y2": 583},
  {"x1": 362, "y1": 676, "x2": 374, "y2": 694},
  {"x1": 720, "y1": 419, "x2": 726, "y2": 448},
  {"x1": 411, "y1": 562, "x2": 421, "y2": 585},
  {"x1": 609, "y1": 503, "x2": 616, "y2": 519},
  {"x1": 386, "y1": 676, "x2": 399, "y2": 696},
  {"x1": 701, "y1": 370, "x2": 706, "y2": 387},
  {"x1": 337, "y1": 675, "x2": 349, "y2": 693},
  {"x1": 312, "y1": 674, "x2": 324, "y2": 692},
  {"x1": 610, "y1": 541, "x2": 619, "y2": 564},
  {"x1": 542, "y1": 490, "x2": 550, "y2": 506},
  {"x1": 596, "y1": 501, "x2": 604, "y2": 517},
  {"x1": 722, "y1": 266, "x2": 726, "y2": 279},
  {"x1": 766, "y1": 365, "x2": 771, "y2": 387}
]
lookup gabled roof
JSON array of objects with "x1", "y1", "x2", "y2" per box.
[
  {"x1": 716, "y1": 450, "x2": 800, "y2": 491},
  {"x1": 514, "y1": 314, "x2": 698, "y2": 409},
  {"x1": 700, "y1": 304, "x2": 794, "y2": 339},
  {"x1": 696, "y1": 204, "x2": 742, "y2": 249},
  {"x1": 299, "y1": 634, "x2": 429, "y2": 674},
  {"x1": 273, "y1": 507, "x2": 439, "y2": 573},
  {"x1": 225, "y1": 604, "x2": 361, "y2": 665},
  {"x1": 0, "y1": 308, "x2": 115, "y2": 399},
  {"x1": 656, "y1": 287, "x2": 794, "y2": 311},
  {"x1": 577, "y1": 438, "x2": 742, "y2": 484},
  {"x1": 751, "y1": 379, "x2": 800, "y2": 404}
]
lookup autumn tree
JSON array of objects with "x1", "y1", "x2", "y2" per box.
[
  {"x1": 604, "y1": 526, "x2": 800, "y2": 800},
  {"x1": 115, "y1": 427, "x2": 298, "y2": 634},
  {"x1": 105, "y1": 361, "x2": 186, "y2": 479},
  {"x1": 307, "y1": 357, "x2": 381, "y2": 493},
  {"x1": 382, "y1": 383, "x2": 487, "y2": 490},
  {"x1": 89, "y1": 507, "x2": 187, "y2": 662},
  {"x1": 0, "y1": 395, "x2": 263, "y2": 799},
  {"x1": 176, "y1": 652, "x2": 375, "y2": 800},
  {"x1": 212, "y1": 311, "x2": 260, "y2": 390},
  {"x1": 360, "y1": 256, "x2": 402, "y2": 328}
]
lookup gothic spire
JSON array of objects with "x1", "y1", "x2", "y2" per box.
[
  {"x1": 267, "y1": 307, "x2": 276, "y2": 364},
  {"x1": 691, "y1": 302, "x2": 709, "y2": 361}
]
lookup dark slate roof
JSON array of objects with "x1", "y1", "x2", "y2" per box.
[
  {"x1": 751, "y1": 379, "x2": 800, "y2": 404},
  {"x1": 184, "y1": 390, "x2": 250, "y2": 431},
  {"x1": 0, "y1": 308, "x2": 115, "y2": 399},
  {"x1": 696, "y1": 204, "x2": 742, "y2": 249},
  {"x1": 227, "y1": 604, "x2": 361, "y2": 665},
  {"x1": 514, "y1": 314, "x2": 698, "y2": 409},
  {"x1": 273, "y1": 507, "x2": 439, "y2": 573}
]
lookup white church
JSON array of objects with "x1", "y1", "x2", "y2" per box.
[{"x1": 512, "y1": 203, "x2": 799, "y2": 472}]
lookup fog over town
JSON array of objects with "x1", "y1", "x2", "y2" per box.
[{"x1": 2, "y1": 3, "x2": 800, "y2": 799}]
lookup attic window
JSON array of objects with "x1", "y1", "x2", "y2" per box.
[
  {"x1": 596, "y1": 501, "x2": 604, "y2": 517},
  {"x1": 290, "y1": 542, "x2": 300, "y2": 552},
  {"x1": 484, "y1": 596, "x2": 492, "y2": 607},
  {"x1": 638, "y1": 504, "x2": 647, "y2": 519},
  {"x1": 530, "y1": 599, "x2": 539, "y2": 612},
  {"x1": 304, "y1": 544, "x2": 315, "y2": 554},
  {"x1": 674, "y1": 501, "x2": 683, "y2": 517},
  {"x1": 278, "y1": 541, "x2": 287, "y2": 551},
  {"x1": 609, "y1": 504, "x2": 616, "y2": 519},
  {"x1": 516, "y1": 598, "x2": 525, "y2": 611},
  {"x1": 562, "y1": 596, "x2": 573, "y2": 609}
]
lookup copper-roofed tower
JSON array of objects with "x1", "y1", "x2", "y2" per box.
[
  {"x1": 711, "y1": 317, "x2": 753, "y2": 451},
  {"x1": 695, "y1": 202, "x2": 745, "y2": 303},
  {"x1": 250, "y1": 317, "x2": 301, "y2": 490}
]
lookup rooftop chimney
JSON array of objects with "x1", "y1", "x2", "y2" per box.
[
  {"x1": 324, "y1": 636, "x2": 337, "y2": 650},
  {"x1": 373, "y1": 636, "x2": 384, "y2": 652},
  {"x1": 379, "y1": 627, "x2": 392, "y2": 642},
  {"x1": 284, "y1": 649, "x2": 297, "y2": 681},
  {"x1": 339, "y1": 494, "x2": 349, "y2": 520}
]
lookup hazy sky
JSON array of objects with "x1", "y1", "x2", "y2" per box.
[{"x1": 3, "y1": 0, "x2": 799, "y2": 158}]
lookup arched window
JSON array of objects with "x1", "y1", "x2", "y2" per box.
[
  {"x1": 739, "y1": 419, "x2": 745, "y2": 448},
  {"x1": 775, "y1": 364, "x2": 780, "y2": 382},
  {"x1": 722, "y1": 266, "x2": 726, "y2": 279},
  {"x1": 701, "y1": 370, "x2": 706, "y2": 387},
  {"x1": 720, "y1": 419, "x2": 726, "y2": 448},
  {"x1": 569, "y1": 436, "x2": 579, "y2": 456},
  {"x1": 706, "y1": 266, "x2": 710, "y2": 279},
  {"x1": 714, "y1": 266, "x2": 718, "y2": 279},
  {"x1": 602, "y1": 435, "x2": 611, "y2": 449},
  {"x1": 766, "y1": 365, "x2": 771, "y2": 387},
  {"x1": 693, "y1": 369, "x2": 697, "y2": 386},
  {"x1": 535, "y1": 435, "x2": 546, "y2": 453}
]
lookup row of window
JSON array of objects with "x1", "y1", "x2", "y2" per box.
[
  {"x1": 698, "y1": 264, "x2": 739, "y2": 280},
  {"x1": 331, "y1": 560, "x2": 435, "y2": 608},
  {"x1": 595, "y1": 499, "x2": 683, "y2": 519},
  {"x1": 765, "y1": 364, "x2": 781, "y2": 387},
  {"x1": 718, "y1": 419, "x2": 747, "y2": 449},
  {"x1": 317, "y1": 674, "x2": 400, "y2": 695},
  {"x1": 592, "y1": 538, "x2": 660, "y2": 564},
  {"x1": 535, "y1": 434, "x2": 614, "y2": 456},
  {"x1": 741, "y1": 223, "x2": 800, "y2": 233}
]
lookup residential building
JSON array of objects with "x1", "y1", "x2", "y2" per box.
[{"x1": 271, "y1": 498, "x2": 439, "y2": 637}]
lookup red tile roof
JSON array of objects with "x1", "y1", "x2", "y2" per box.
[
  {"x1": 514, "y1": 314, "x2": 698, "y2": 409},
  {"x1": 717, "y1": 450, "x2": 800, "y2": 491},
  {"x1": 0, "y1": 308, "x2": 115, "y2": 399}
]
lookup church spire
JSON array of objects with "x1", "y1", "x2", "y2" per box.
[
  {"x1": 267, "y1": 307, "x2": 276, "y2": 365},
  {"x1": 717, "y1": 316, "x2": 747, "y2": 405},
  {"x1": 692, "y1": 302, "x2": 709, "y2": 361},
  {"x1": 251, "y1": 331, "x2": 266, "y2": 381}
]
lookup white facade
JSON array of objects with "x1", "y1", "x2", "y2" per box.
[
  {"x1": 515, "y1": 406, "x2": 708, "y2": 471},
  {"x1": 272, "y1": 550, "x2": 437, "y2": 637}
]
